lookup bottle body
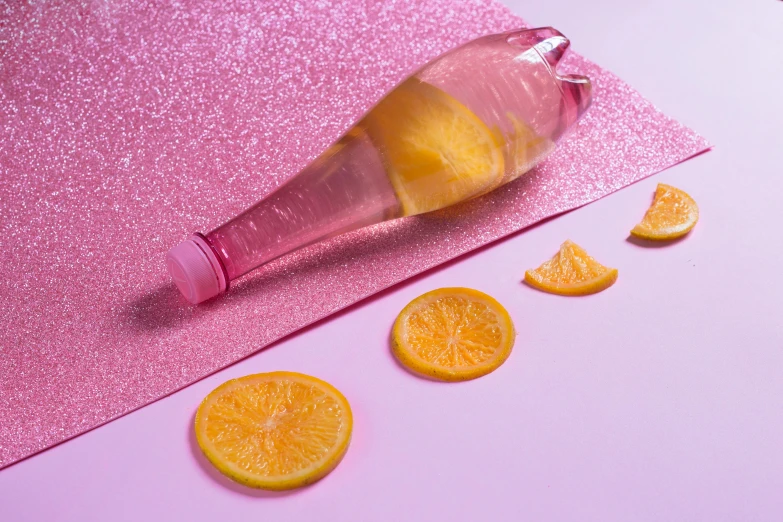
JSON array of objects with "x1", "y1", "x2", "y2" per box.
[{"x1": 167, "y1": 27, "x2": 593, "y2": 303}]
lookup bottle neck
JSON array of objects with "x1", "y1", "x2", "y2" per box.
[{"x1": 204, "y1": 131, "x2": 400, "y2": 281}]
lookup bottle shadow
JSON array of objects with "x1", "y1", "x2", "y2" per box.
[
  {"x1": 118, "y1": 220, "x2": 411, "y2": 334},
  {"x1": 186, "y1": 410, "x2": 302, "y2": 498},
  {"x1": 120, "y1": 283, "x2": 219, "y2": 333},
  {"x1": 120, "y1": 173, "x2": 539, "y2": 334}
]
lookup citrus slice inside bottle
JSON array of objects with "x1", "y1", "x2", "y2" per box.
[{"x1": 362, "y1": 78, "x2": 505, "y2": 215}]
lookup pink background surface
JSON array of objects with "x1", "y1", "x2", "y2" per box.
[
  {"x1": 2, "y1": 0, "x2": 782, "y2": 520},
  {"x1": 0, "y1": 0, "x2": 708, "y2": 467}
]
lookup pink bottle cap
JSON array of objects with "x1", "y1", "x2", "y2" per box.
[{"x1": 166, "y1": 235, "x2": 227, "y2": 304}]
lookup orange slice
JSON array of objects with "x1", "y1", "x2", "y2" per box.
[
  {"x1": 392, "y1": 288, "x2": 515, "y2": 381},
  {"x1": 631, "y1": 183, "x2": 699, "y2": 240},
  {"x1": 362, "y1": 78, "x2": 504, "y2": 215},
  {"x1": 503, "y1": 111, "x2": 554, "y2": 182},
  {"x1": 525, "y1": 240, "x2": 618, "y2": 296},
  {"x1": 485, "y1": 112, "x2": 553, "y2": 195},
  {"x1": 195, "y1": 372, "x2": 352, "y2": 490}
]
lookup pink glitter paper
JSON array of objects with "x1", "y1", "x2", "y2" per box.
[{"x1": 0, "y1": 0, "x2": 709, "y2": 468}]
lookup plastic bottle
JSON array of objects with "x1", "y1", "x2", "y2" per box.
[{"x1": 167, "y1": 27, "x2": 592, "y2": 304}]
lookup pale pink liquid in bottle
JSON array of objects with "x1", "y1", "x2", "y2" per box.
[{"x1": 167, "y1": 27, "x2": 592, "y2": 304}]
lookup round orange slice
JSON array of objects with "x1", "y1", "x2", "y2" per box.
[
  {"x1": 631, "y1": 183, "x2": 699, "y2": 240},
  {"x1": 392, "y1": 288, "x2": 515, "y2": 381},
  {"x1": 525, "y1": 240, "x2": 618, "y2": 296},
  {"x1": 195, "y1": 372, "x2": 352, "y2": 490}
]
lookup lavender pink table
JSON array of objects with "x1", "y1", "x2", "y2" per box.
[{"x1": 2, "y1": 0, "x2": 782, "y2": 520}]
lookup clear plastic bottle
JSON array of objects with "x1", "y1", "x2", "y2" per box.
[{"x1": 167, "y1": 27, "x2": 593, "y2": 304}]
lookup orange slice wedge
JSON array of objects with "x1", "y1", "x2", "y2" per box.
[
  {"x1": 525, "y1": 240, "x2": 618, "y2": 296},
  {"x1": 631, "y1": 183, "x2": 699, "y2": 240},
  {"x1": 195, "y1": 372, "x2": 352, "y2": 490},
  {"x1": 392, "y1": 288, "x2": 515, "y2": 381}
]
